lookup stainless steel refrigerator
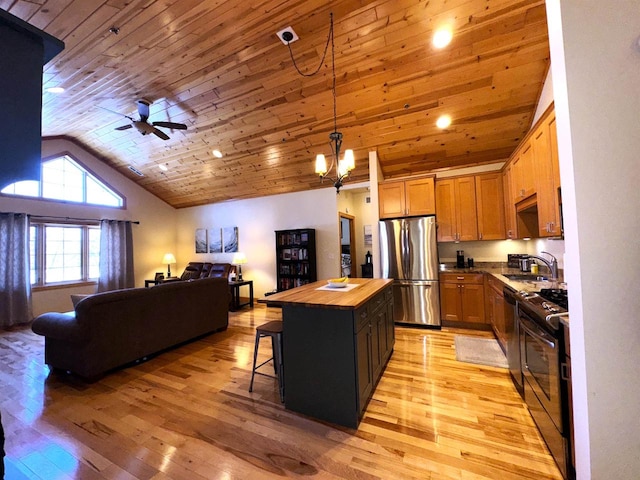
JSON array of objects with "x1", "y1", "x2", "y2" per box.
[{"x1": 379, "y1": 215, "x2": 441, "y2": 327}]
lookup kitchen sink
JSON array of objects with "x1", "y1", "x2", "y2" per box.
[{"x1": 502, "y1": 273, "x2": 549, "y2": 281}]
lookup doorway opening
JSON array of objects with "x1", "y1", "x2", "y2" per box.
[{"x1": 339, "y1": 213, "x2": 356, "y2": 277}]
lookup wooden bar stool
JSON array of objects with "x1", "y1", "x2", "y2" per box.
[{"x1": 249, "y1": 320, "x2": 284, "y2": 402}]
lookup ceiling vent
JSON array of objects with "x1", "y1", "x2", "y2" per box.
[{"x1": 128, "y1": 165, "x2": 144, "y2": 176}]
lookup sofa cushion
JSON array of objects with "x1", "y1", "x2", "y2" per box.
[{"x1": 71, "y1": 294, "x2": 92, "y2": 308}]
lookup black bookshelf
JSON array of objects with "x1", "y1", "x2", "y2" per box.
[{"x1": 275, "y1": 228, "x2": 317, "y2": 291}]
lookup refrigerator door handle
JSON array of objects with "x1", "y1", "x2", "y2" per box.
[{"x1": 402, "y1": 221, "x2": 410, "y2": 277}]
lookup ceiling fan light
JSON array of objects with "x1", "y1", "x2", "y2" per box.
[
  {"x1": 212, "y1": 149, "x2": 223, "y2": 158},
  {"x1": 315, "y1": 154, "x2": 327, "y2": 176}
]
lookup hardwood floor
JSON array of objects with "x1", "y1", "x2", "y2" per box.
[{"x1": 0, "y1": 305, "x2": 562, "y2": 479}]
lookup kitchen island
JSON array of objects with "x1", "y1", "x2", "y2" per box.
[{"x1": 264, "y1": 278, "x2": 394, "y2": 428}]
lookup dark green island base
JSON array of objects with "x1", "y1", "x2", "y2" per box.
[{"x1": 266, "y1": 278, "x2": 394, "y2": 428}]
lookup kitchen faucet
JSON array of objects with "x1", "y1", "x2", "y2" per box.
[{"x1": 529, "y1": 251, "x2": 559, "y2": 280}]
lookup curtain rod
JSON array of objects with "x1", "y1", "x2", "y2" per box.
[{"x1": 26, "y1": 214, "x2": 140, "y2": 224}]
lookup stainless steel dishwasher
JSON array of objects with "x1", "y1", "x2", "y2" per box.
[{"x1": 503, "y1": 286, "x2": 523, "y2": 396}]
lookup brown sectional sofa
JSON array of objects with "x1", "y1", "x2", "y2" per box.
[{"x1": 32, "y1": 277, "x2": 230, "y2": 380}]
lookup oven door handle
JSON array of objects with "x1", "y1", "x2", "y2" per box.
[{"x1": 519, "y1": 315, "x2": 556, "y2": 349}]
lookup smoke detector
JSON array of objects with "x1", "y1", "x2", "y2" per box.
[{"x1": 276, "y1": 26, "x2": 299, "y2": 45}]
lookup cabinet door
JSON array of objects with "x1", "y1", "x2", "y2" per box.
[
  {"x1": 492, "y1": 288, "x2": 506, "y2": 347},
  {"x1": 455, "y1": 176, "x2": 478, "y2": 241},
  {"x1": 460, "y1": 283, "x2": 486, "y2": 323},
  {"x1": 378, "y1": 181, "x2": 406, "y2": 219},
  {"x1": 475, "y1": 173, "x2": 506, "y2": 240},
  {"x1": 405, "y1": 177, "x2": 435, "y2": 216},
  {"x1": 435, "y1": 179, "x2": 457, "y2": 242},
  {"x1": 356, "y1": 324, "x2": 373, "y2": 413},
  {"x1": 385, "y1": 300, "x2": 395, "y2": 358},
  {"x1": 535, "y1": 113, "x2": 562, "y2": 237},
  {"x1": 512, "y1": 142, "x2": 536, "y2": 201},
  {"x1": 502, "y1": 165, "x2": 517, "y2": 239},
  {"x1": 372, "y1": 309, "x2": 384, "y2": 378},
  {"x1": 440, "y1": 282, "x2": 462, "y2": 321}
]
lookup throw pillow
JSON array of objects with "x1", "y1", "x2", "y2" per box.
[{"x1": 70, "y1": 294, "x2": 92, "y2": 308}]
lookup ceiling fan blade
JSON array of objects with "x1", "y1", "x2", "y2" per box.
[
  {"x1": 114, "y1": 124, "x2": 133, "y2": 131},
  {"x1": 152, "y1": 121, "x2": 187, "y2": 130},
  {"x1": 152, "y1": 128, "x2": 170, "y2": 140},
  {"x1": 137, "y1": 99, "x2": 150, "y2": 122},
  {"x1": 98, "y1": 106, "x2": 134, "y2": 122}
]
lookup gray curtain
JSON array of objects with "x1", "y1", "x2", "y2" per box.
[
  {"x1": 0, "y1": 213, "x2": 32, "y2": 328},
  {"x1": 98, "y1": 220, "x2": 134, "y2": 292}
]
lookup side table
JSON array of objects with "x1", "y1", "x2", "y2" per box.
[{"x1": 229, "y1": 279, "x2": 254, "y2": 311}]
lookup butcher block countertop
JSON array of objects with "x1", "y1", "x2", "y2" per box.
[{"x1": 263, "y1": 278, "x2": 392, "y2": 310}]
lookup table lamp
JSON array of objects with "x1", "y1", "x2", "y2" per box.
[
  {"x1": 232, "y1": 252, "x2": 247, "y2": 281},
  {"x1": 162, "y1": 253, "x2": 176, "y2": 278}
]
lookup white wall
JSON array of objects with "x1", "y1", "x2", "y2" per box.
[
  {"x1": 0, "y1": 138, "x2": 177, "y2": 315},
  {"x1": 547, "y1": 1, "x2": 640, "y2": 477},
  {"x1": 175, "y1": 187, "x2": 341, "y2": 297}
]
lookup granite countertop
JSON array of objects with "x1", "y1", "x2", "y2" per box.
[{"x1": 439, "y1": 262, "x2": 570, "y2": 327}]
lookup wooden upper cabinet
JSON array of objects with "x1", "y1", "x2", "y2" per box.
[
  {"x1": 405, "y1": 177, "x2": 436, "y2": 216},
  {"x1": 534, "y1": 112, "x2": 562, "y2": 237},
  {"x1": 379, "y1": 176, "x2": 435, "y2": 219},
  {"x1": 378, "y1": 181, "x2": 405, "y2": 218},
  {"x1": 502, "y1": 164, "x2": 517, "y2": 239},
  {"x1": 512, "y1": 141, "x2": 536, "y2": 202},
  {"x1": 475, "y1": 173, "x2": 506, "y2": 240},
  {"x1": 435, "y1": 176, "x2": 478, "y2": 242}
]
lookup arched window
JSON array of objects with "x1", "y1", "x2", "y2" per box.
[{"x1": 1, "y1": 153, "x2": 124, "y2": 207}]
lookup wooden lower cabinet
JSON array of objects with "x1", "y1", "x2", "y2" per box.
[
  {"x1": 440, "y1": 273, "x2": 485, "y2": 324},
  {"x1": 485, "y1": 276, "x2": 507, "y2": 349}
]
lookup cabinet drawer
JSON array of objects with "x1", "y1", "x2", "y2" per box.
[
  {"x1": 370, "y1": 291, "x2": 387, "y2": 314},
  {"x1": 440, "y1": 272, "x2": 484, "y2": 284},
  {"x1": 355, "y1": 304, "x2": 370, "y2": 332}
]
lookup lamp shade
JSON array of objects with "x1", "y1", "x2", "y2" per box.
[
  {"x1": 315, "y1": 154, "x2": 327, "y2": 175},
  {"x1": 162, "y1": 253, "x2": 176, "y2": 265},
  {"x1": 232, "y1": 252, "x2": 247, "y2": 265}
]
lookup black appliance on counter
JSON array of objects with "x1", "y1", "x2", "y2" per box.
[{"x1": 516, "y1": 288, "x2": 572, "y2": 480}]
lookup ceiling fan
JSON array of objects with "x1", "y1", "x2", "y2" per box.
[{"x1": 111, "y1": 99, "x2": 187, "y2": 140}]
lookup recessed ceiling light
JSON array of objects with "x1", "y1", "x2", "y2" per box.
[
  {"x1": 158, "y1": 164, "x2": 168, "y2": 171},
  {"x1": 46, "y1": 86, "x2": 65, "y2": 94},
  {"x1": 212, "y1": 149, "x2": 223, "y2": 158},
  {"x1": 433, "y1": 27, "x2": 453, "y2": 49},
  {"x1": 436, "y1": 115, "x2": 452, "y2": 129}
]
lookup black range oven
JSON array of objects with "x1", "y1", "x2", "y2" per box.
[{"x1": 517, "y1": 289, "x2": 570, "y2": 479}]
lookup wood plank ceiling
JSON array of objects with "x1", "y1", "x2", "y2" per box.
[{"x1": 4, "y1": 0, "x2": 549, "y2": 208}]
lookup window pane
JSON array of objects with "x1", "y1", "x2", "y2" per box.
[
  {"x1": 87, "y1": 176, "x2": 122, "y2": 207},
  {"x1": 45, "y1": 226, "x2": 83, "y2": 283},
  {"x1": 88, "y1": 228, "x2": 100, "y2": 279},
  {"x1": 1, "y1": 180, "x2": 39, "y2": 197},
  {"x1": 43, "y1": 157, "x2": 84, "y2": 202},
  {"x1": 29, "y1": 226, "x2": 37, "y2": 284},
  {"x1": 2, "y1": 154, "x2": 124, "y2": 208}
]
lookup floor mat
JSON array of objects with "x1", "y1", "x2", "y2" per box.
[{"x1": 454, "y1": 335, "x2": 508, "y2": 368}]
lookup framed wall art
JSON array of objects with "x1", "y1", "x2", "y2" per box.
[
  {"x1": 208, "y1": 228, "x2": 222, "y2": 253},
  {"x1": 223, "y1": 226, "x2": 238, "y2": 252},
  {"x1": 195, "y1": 228, "x2": 207, "y2": 253}
]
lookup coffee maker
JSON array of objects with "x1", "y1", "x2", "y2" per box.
[{"x1": 456, "y1": 250, "x2": 465, "y2": 268}]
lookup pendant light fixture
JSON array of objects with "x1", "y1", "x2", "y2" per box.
[{"x1": 281, "y1": 13, "x2": 354, "y2": 193}]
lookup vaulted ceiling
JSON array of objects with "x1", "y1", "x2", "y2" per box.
[{"x1": 6, "y1": 0, "x2": 549, "y2": 208}]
